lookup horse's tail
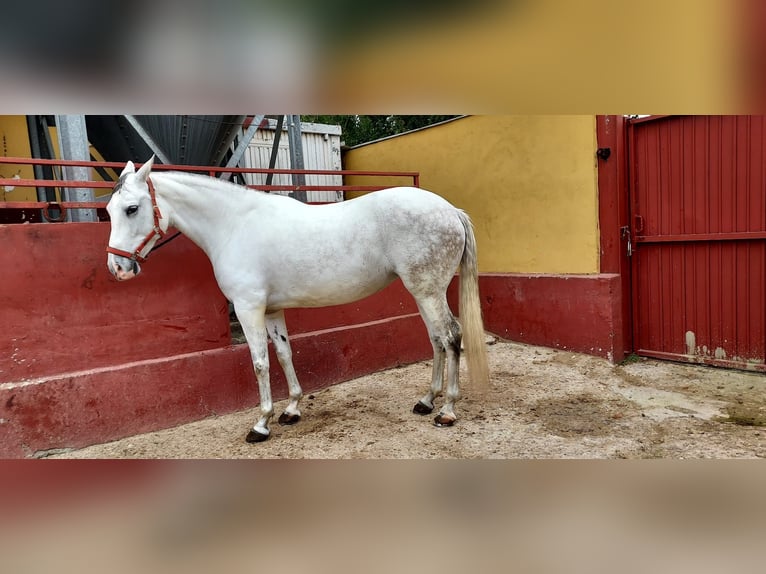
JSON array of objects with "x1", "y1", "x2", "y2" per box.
[{"x1": 457, "y1": 210, "x2": 490, "y2": 391}]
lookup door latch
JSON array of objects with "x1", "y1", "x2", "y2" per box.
[{"x1": 621, "y1": 225, "x2": 632, "y2": 257}]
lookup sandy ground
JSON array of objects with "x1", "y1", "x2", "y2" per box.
[{"x1": 51, "y1": 338, "x2": 766, "y2": 459}]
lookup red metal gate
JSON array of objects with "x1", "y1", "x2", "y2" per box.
[{"x1": 629, "y1": 115, "x2": 766, "y2": 372}]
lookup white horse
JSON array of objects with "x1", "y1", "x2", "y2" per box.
[{"x1": 106, "y1": 156, "x2": 489, "y2": 443}]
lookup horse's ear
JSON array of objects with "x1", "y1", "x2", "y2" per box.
[
  {"x1": 119, "y1": 160, "x2": 136, "y2": 177},
  {"x1": 136, "y1": 155, "x2": 155, "y2": 182}
]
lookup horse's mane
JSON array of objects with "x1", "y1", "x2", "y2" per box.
[{"x1": 155, "y1": 170, "x2": 265, "y2": 200}]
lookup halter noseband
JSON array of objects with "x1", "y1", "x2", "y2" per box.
[{"x1": 106, "y1": 177, "x2": 166, "y2": 263}]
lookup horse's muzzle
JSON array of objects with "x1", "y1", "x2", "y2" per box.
[{"x1": 108, "y1": 256, "x2": 141, "y2": 281}]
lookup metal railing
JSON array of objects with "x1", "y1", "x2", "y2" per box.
[{"x1": 0, "y1": 157, "x2": 420, "y2": 222}]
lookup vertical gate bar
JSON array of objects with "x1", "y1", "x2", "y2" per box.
[
  {"x1": 265, "y1": 115, "x2": 285, "y2": 186},
  {"x1": 658, "y1": 123, "x2": 667, "y2": 352},
  {"x1": 26, "y1": 116, "x2": 45, "y2": 203},
  {"x1": 37, "y1": 117, "x2": 61, "y2": 219},
  {"x1": 682, "y1": 119, "x2": 690, "y2": 350},
  {"x1": 724, "y1": 118, "x2": 736, "y2": 353},
  {"x1": 755, "y1": 118, "x2": 766, "y2": 360},
  {"x1": 737, "y1": 118, "x2": 749, "y2": 358},
  {"x1": 704, "y1": 116, "x2": 712, "y2": 350},
  {"x1": 287, "y1": 115, "x2": 307, "y2": 203},
  {"x1": 26, "y1": 115, "x2": 52, "y2": 221},
  {"x1": 628, "y1": 119, "x2": 641, "y2": 353}
]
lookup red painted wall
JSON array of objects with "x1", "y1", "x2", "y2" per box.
[
  {"x1": 474, "y1": 273, "x2": 623, "y2": 361},
  {"x1": 1, "y1": 222, "x2": 230, "y2": 384},
  {"x1": 0, "y1": 314, "x2": 431, "y2": 457}
]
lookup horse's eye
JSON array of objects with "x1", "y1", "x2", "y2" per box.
[{"x1": 126, "y1": 205, "x2": 139, "y2": 216}]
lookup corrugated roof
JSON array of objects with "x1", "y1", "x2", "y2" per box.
[{"x1": 85, "y1": 115, "x2": 247, "y2": 166}]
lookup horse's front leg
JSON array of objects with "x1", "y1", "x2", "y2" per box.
[
  {"x1": 235, "y1": 303, "x2": 273, "y2": 443},
  {"x1": 265, "y1": 310, "x2": 303, "y2": 426}
]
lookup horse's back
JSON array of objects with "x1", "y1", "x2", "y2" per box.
[
  {"x1": 349, "y1": 186, "x2": 456, "y2": 213},
  {"x1": 342, "y1": 186, "x2": 461, "y2": 230},
  {"x1": 273, "y1": 186, "x2": 463, "y2": 250}
]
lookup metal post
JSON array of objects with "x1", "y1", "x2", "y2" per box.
[
  {"x1": 287, "y1": 115, "x2": 306, "y2": 202},
  {"x1": 37, "y1": 116, "x2": 61, "y2": 220},
  {"x1": 123, "y1": 115, "x2": 172, "y2": 164},
  {"x1": 218, "y1": 114, "x2": 265, "y2": 180},
  {"x1": 26, "y1": 115, "x2": 57, "y2": 221},
  {"x1": 55, "y1": 115, "x2": 96, "y2": 222},
  {"x1": 26, "y1": 115, "x2": 46, "y2": 202},
  {"x1": 212, "y1": 115, "x2": 247, "y2": 167},
  {"x1": 265, "y1": 115, "x2": 285, "y2": 186}
]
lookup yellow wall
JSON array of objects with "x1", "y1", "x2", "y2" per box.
[
  {"x1": 0, "y1": 115, "x2": 115, "y2": 203},
  {"x1": 0, "y1": 116, "x2": 36, "y2": 203},
  {"x1": 343, "y1": 115, "x2": 600, "y2": 274}
]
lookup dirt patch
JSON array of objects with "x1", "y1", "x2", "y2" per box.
[
  {"x1": 530, "y1": 394, "x2": 633, "y2": 438},
  {"x1": 723, "y1": 405, "x2": 766, "y2": 427},
  {"x1": 50, "y1": 339, "x2": 766, "y2": 459}
]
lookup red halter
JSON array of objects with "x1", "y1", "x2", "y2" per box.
[{"x1": 106, "y1": 177, "x2": 166, "y2": 263}]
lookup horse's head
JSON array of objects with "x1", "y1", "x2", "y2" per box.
[{"x1": 106, "y1": 156, "x2": 164, "y2": 281}]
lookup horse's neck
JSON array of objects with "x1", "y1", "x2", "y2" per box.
[{"x1": 153, "y1": 172, "x2": 250, "y2": 258}]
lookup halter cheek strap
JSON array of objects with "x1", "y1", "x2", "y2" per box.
[{"x1": 106, "y1": 177, "x2": 166, "y2": 263}]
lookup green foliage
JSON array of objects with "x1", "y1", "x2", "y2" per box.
[
  {"x1": 301, "y1": 115, "x2": 460, "y2": 147},
  {"x1": 620, "y1": 353, "x2": 643, "y2": 365}
]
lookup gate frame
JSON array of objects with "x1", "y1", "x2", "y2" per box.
[{"x1": 596, "y1": 115, "x2": 633, "y2": 361}]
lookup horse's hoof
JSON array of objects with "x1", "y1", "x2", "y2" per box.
[
  {"x1": 278, "y1": 412, "x2": 301, "y2": 426},
  {"x1": 434, "y1": 413, "x2": 456, "y2": 427},
  {"x1": 245, "y1": 429, "x2": 270, "y2": 443},
  {"x1": 413, "y1": 401, "x2": 434, "y2": 415}
]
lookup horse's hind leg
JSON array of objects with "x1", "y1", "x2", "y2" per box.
[
  {"x1": 413, "y1": 322, "x2": 445, "y2": 416},
  {"x1": 412, "y1": 295, "x2": 462, "y2": 427},
  {"x1": 265, "y1": 310, "x2": 303, "y2": 425},
  {"x1": 438, "y1": 326, "x2": 462, "y2": 427}
]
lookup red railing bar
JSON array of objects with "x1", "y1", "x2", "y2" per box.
[
  {"x1": 0, "y1": 156, "x2": 418, "y2": 178},
  {"x1": 0, "y1": 157, "x2": 421, "y2": 214},
  {"x1": 636, "y1": 231, "x2": 766, "y2": 243},
  {"x1": 0, "y1": 179, "x2": 114, "y2": 189},
  {"x1": 0, "y1": 186, "x2": 404, "y2": 210},
  {"x1": 217, "y1": 168, "x2": 418, "y2": 177},
  {"x1": 246, "y1": 185, "x2": 404, "y2": 192},
  {"x1": 0, "y1": 201, "x2": 106, "y2": 210},
  {"x1": 0, "y1": 157, "x2": 125, "y2": 169},
  {"x1": 0, "y1": 178, "x2": 412, "y2": 193}
]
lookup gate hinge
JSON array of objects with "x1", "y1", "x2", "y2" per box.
[{"x1": 596, "y1": 147, "x2": 611, "y2": 161}]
